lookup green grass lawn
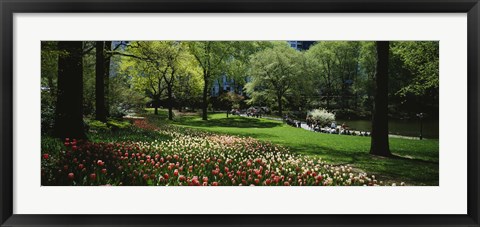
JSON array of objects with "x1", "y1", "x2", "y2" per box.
[{"x1": 145, "y1": 109, "x2": 439, "y2": 185}]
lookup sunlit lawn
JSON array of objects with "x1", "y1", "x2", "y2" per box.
[{"x1": 145, "y1": 109, "x2": 439, "y2": 185}]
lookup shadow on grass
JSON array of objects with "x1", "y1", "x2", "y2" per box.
[
  {"x1": 175, "y1": 116, "x2": 282, "y2": 129},
  {"x1": 389, "y1": 154, "x2": 439, "y2": 165},
  {"x1": 88, "y1": 127, "x2": 173, "y2": 143},
  {"x1": 278, "y1": 142, "x2": 439, "y2": 185},
  {"x1": 173, "y1": 124, "x2": 281, "y2": 140}
]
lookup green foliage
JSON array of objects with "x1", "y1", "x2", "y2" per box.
[
  {"x1": 391, "y1": 41, "x2": 439, "y2": 97},
  {"x1": 219, "y1": 92, "x2": 244, "y2": 110},
  {"x1": 109, "y1": 66, "x2": 149, "y2": 117},
  {"x1": 107, "y1": 119, "x2": 131, "y2": 129},
  {"x1": 188, "y1": 41, "x2": 232, "y2": 81},
  {"x1": 41, "y1": 41, "x2": 60, "y2": 133},
  {"x1": 304, "y1": 41, "x2": 362, "y2": 109},
  {"x1": 86, "y1": 119, "x2": 131, "y2": 132},
  {"x1": 41, "y1": 40, "x2": 439, "y2": 134},
  {"x1": 79, "y1": 41, "x2": 98, "y2": 117},
  {"x1": 87, "y1": 119, "x2": 109, "y2": 130},
  {"x1": 246, "y1": 42, "x2": 303, "y2": 114}
]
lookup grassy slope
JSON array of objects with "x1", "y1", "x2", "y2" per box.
[{"x1": 148, "y1": 110, "x2": 439, "y2": 185}]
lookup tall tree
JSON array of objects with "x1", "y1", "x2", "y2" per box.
[
  {"x1": 104, "y1": 41, "x2": 112, "y2": 117},
  {"x1": 54, "y1": 41, "x2": 86, "y2": 139},
  {"x1": 370, "y1": 41, "x2": 391, "y2": 157},
  {"x1": 119, "y1": 41, "x2": 170, "y2": 115},
  {"x1": 175, "y1": 65, "x2": 203, "y2": 112},
  {"x1": 95, "y1": 41, "x2": 107, "y2": 122},
  {"x1": 305, "y1": 42, "x2": 339, "y2": 109},
  {"x1": 246, "y1": 42, "x2": 302, "y2": 116},
  {"x1": 162, "y1": 42, "x2": 194, "y2": 120},
  {"x1": 305, "y1": 41, "x2": 361, "y2": 110},
  {"x1": 188, "y1": 41, "x2": 234, "y2": 120}
]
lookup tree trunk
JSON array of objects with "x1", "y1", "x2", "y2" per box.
[
  {"x1": 95, "y1": 41, "x2": 107, "y2": 122},
  {"x1": 370, "y1": 41, "x2": 391, "y2": 157},
  {"x1": 104, "y1": 41, "x2": 112, "y2": 117},
  {"x1": 202, "y1": 74, "x2": 208, "y2": 120},
  {"x1": 167, "y1": 86, "x2": 173, "y2": 120},
  {"x1": 326, "y1": 92, "x2": 330, "y2": 109},
  {"x1": 277, "y1": 94, "x2": 283, "y2": 117},
  {"x1": 54, "y1": 41, "x2": 86, "y2": 139},
  {"x1": 154, "y1": 106, "x2": 158, "y2": 115}
]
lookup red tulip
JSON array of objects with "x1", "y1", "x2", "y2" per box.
[
  {"x1": 42, "y1": 154, "x2": 49, "y2": 159},
  {"x1": 265, "y1": 179, "x2": 271, "y2": 185},
  {"x1": 179, "y1": 175, "x2": 186, "y2": 182},
  {"x1": 192, "y1": 178, "x2": 200, "y2": 186},
  {"x1": 212, "y1": 182, "x2": 219, "y2": 186},
  {"x1": 67, "y1": 173, "x2": 74, "y2": 180},
  {"x1": 274, "y1": 176, "x2": 280, "y2": 183},
  {"x1": 90, "y1": 173, "x2": 96, "y2": 181},
  {"x1": 101, "y1": 169, "x2": 107, "y2": 174}
]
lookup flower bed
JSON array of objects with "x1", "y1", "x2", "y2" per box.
[{"x1": 42, "y1": 123, "x2": 399, "y2": 186}]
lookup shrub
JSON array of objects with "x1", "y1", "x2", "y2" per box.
[
  {"x1": 107, "y1": 119, "x2": 131, "y2": 131},
  {"x1": 87, "y1": 120, "x2": 109, "y2": 131},
  {"x1": 308, "y1": 109, "x2": 336, "y2": 127}
]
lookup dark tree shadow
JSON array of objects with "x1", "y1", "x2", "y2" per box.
[{"x1": 175, "y1": 116, "x2": 282, "y2": 129}]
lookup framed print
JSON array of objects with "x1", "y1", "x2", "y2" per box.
[{"x1": 1, "y1": 0, "x2": 479, "y2": 226}]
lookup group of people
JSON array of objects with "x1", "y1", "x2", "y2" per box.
[
  {"x1": 284, "y1": 115, "x2": 302, "y2": 128},
  {"x1": 305, "y1": 116, "x2": 371, "y2": 137},
  {"x1": 245, "y1": 107, "x2": 268, "y2": 118}
]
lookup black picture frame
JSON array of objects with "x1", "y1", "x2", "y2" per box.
[{"x1": 1, "y1": 0, "x2": 479, "y2": 226}]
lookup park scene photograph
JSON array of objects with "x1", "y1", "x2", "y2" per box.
[{"x1": 41, "y1": 40, "x2": 439, "y2": 186}]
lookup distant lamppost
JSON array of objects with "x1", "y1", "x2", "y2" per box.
[{"x1": 416, "y1": 113, "x2": 425, "y2": 140}]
